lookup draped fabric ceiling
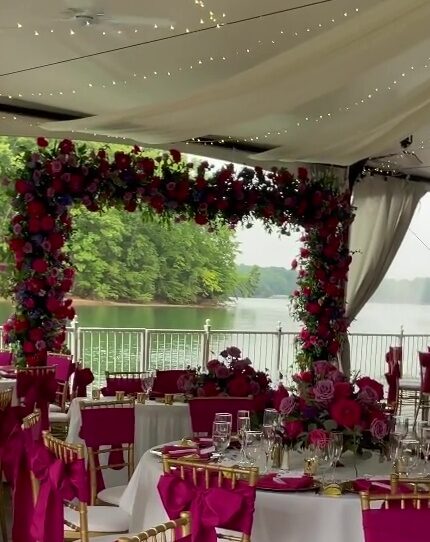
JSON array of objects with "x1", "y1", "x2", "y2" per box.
[{"x1": 1, "y1": 0, "x2": 430, "y2": 174}]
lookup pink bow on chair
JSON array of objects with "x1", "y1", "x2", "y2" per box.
[
  {"x1": 30, "y1": 447, "x2": 89, "y2": 542},
  {"x1": 157, "y1": 473, "x2": 255, "y2": 542},
  {"x1": 17, "y1": 372, "x2": 57, "y2": 430}
]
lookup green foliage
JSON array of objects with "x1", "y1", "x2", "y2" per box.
[
  {"x1": 237, "y1": 264, "x2": 296, "y2": 297},
  {"x1": 0, "y1": 136, "x2": 258, "y2": 305}
]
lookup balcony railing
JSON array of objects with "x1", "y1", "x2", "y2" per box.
[{"x1": 1, "y1": 319, "x2": 428, "y2": 386}]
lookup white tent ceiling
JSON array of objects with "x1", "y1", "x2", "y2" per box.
[{"x1": 1, "y1": 0, "x2": 430, "y2": 175}]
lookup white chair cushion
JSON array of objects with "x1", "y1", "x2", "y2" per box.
[
  {"x1": 98, "y1": 485, "x2": 127, "y2": 506},
  {"x1": 49, "y1": 411, "x2": 69, "y2": 423},
  {"x1": 65, "y1": 505, "x2": 130, "y2": 533},
  {"x1": 49, "y1": 403, "x2": 62, "y2": 413},
  {"x1": 399, "y1": 378, "x2": 420, "y2": 391}
]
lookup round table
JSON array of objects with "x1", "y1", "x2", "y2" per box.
[
  {"x1": 67, "y1": 398, "x2": 192, "y2": 460},
  {"x1": 119, "y1": 445, "x2": 392, "y2": 542}
]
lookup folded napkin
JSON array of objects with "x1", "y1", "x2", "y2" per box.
[
  {"x1": 257, "y1": 473, "x2": 314, "y2": 491},
  {"x1": 162, "y1": 445, "x2": 214, "y2": 459},
  {"x1": 353, "y1": 479, "x2": 413, "y2": 494}
]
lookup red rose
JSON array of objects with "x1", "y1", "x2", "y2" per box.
[
  {"x1": 27, "y1": 200, "x2": 45, "y2": 217},
  {"x1": 297, "y1": 167, "x2": 308, "y2": 180},
  {"x1": 284, "y1": 420, "x2": 304, "y2": 440},
  {"x1": 331, "y1": 399, "x2": 361, "y2": 429},
  {"x1": 59, "y1": 139, "x2": 74, "y2": 154},
  {"x1": 46, "y1": 297, "x2": 61, "y2": 312},
  {"x1": 328, "y1": 340, "x2": 340, "y2": 355},
  {"x1": 40, "y1": 215, "x2": 55, "y2": 232},
  {"x1": 63, "y1": 268, "x2": 75, "y2": 279},
  {"x1": 60, "y1": 278, "x2": 73, "y2": 292},
  {"x1": 15, "y1": 179, "x2": 32, "y2": 194},
  {"x1": 291, "y1": 259, "x2": 298, "y2": 269},
  {"x1": 28, "y1": 218, "x2": 41, "y2": 233},
  {"x1": 23, "y1": 341, "x2": 36, "y2": 353},
  {"x1": 9, "y1": 238, "x2": 25, "y2": 252},
  {"x1": 70, "y1": 174, "x2": 83, "y2": 193},
  {"x1": 114, "y1": 151, "x2": 131, "y2": 169},
  {"x1": 273, "y1": 384, "x2": 289, "y2": 411},
  {"x1": 227, "y1": 375, "x2": 251, "y2": 397},
  {"x1": 14, "y1": 318, "x2": 29, "y2": 333},
  {"x1": 300, "y1": 248, "x2": 310, "y2": 258},
  {"x1": 356, "y1": 377, "x2": 384, "y2": 401},
  {"x1": 194, "y1": 214, "x2": 208, "y2": 225},
  {"x1": 170, "y1": 149, "x2": 181, "y2": 163},
  {"x1": 48, "y1": 233, "x2": 64, "y2": 250},
  {"x1": 29, "y1": 328, "x2": 44, "y2": 342},
  {"x1": 334, "y1": 382, "x2": 352, "y2": 400},
  {"x1": 32, "y1": 259, "x2": 48, "y2": 273},
  {"x1": 306, "y1": 302, "x2": 321, "y2": 315},
  {"x1": 51, "y1": 177, "x2": 64, "y2": 193},
  {"x1": 201, "y1": 381, "x2": 218, "y2": 397},
  {"x1": 298, "y1": 371, "x2": 313, "y2": 383},
  {"x1": 36, "y1": 137, "x2": 49, "y2": 148},
  {"x1": 23, "y1": 298, "x2": 36, "y2": 309},
  {"x1": 308, "y1": 429, "x2": 328, "y2": 446}
]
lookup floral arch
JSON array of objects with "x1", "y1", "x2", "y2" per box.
[{"x1": 3, "y1": 138, "x2": 354, "y2": 369}]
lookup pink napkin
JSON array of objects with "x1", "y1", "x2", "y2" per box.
[
  {"x1": 0, "y1": 366, "x2": 16, "y2": 378},
  {"x1": 162, "y1": 445, "x2": 214, "y2": 459},
  {"x1": 353, "y1": 479, "x2": 413, "y2": 494},
  {"x1": 257, "y1": 473, "x2": 314, "y2": 491}
]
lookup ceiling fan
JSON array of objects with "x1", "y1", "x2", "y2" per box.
[{"x1": 370, "y1": 135, "x2": 423, "y2": 166}]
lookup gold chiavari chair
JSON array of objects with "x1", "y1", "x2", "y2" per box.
[
  {"x1": 391, "y1": 473, "x2": 430, "y2": 494},
  {"x1": 80, "y1": 399, "x2": 135, "y2": 506},
  {"x1": 162, "y1": 457, "x2": 259, "y2": 542},
  {"x1": 35, "y1": 432, "x2": 129, "y2": 542},
  {"x1": 361, "y1": 490, "x2": 430, "y2": 510},
  {"x1": 0, "y1": 388, "x2": 13, "y2": 542},
  {"x1": 22, "y1": 409, "x2": 42, "y2": 506},
  {"x1": 117, "y1": 513, "x2": 191, "y2": 542}
]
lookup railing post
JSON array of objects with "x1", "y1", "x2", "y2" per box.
[
  {"x1": 70, "y1": 316, "x2": 80, "y2": 362},
  {"x1": 202, "y1": 319, "x2": 211, "y2": 368},
  {"x1": 275, "y1": 321, "x2": 283, "y2": 380},
  {"x1": 139, "y1": 329, "x2": 146, "y2": 372},
  {"x1": 144, "y1": 329, "x2": 151, "y2": 372},
  {"x1": 398, "y1": 325, "x2": 404, "y2": 347}
]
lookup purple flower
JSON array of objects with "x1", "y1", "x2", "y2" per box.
[
  {"x1": 23, "y1": 242, "x2": 33, "y2": 254},
  {"x1": 280, "y1": 395, "x2": 296, "y2": 415},
  {"x1": 35, "y1": 340, "x2": 46, "y2": 351},
  {"x1": 370, "y1": 418, "x2": 388, "y2": 440},
  {"x1": 13, "y1": 224, "x2": 22, "y2": 235},
  {"x1": 313, "y1": 379, "x2": 334, "y2": 401},
  {"x1": 41, "y1": 240, "x2": 51, "y2": 251}
]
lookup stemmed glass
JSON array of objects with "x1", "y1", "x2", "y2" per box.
[
  {"x1": 393, "y1": 416, "x2": 409, "y2": 439},
  {"x1": 328, "y1": 432, "x2": 343, "y2": 481},
  {"x1": 215, "y1": 413, "x2": 233, "y2": 426},
  {"x1": 237, "y1": 415, "x2": 251, "y2": 466},
  {"x1": 262, "y1": 424, "x2": 276, "y2": 473},
  {"x1": 244, "y1": 430, "x2": 263, "y2": 467},
  {"x1": 399, "y1": 438, "x2": 420, "y2": 476},
  {"x1": 421, "y1": 428, "x2": 430, "y2": 475},
  {"x1": 212, "y1": 421, "x2": 231, "y2": 460},
  {"x1": 263, "y1": 408, "x2": 279, "y2": 427},
  {"x1": 312, "y1": 439, "x2": 333, "y2": 483},
  {"x1": 143, "y1": 374, "x2": 155, "y2": 396}
]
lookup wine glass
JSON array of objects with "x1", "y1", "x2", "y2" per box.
[
  {"x1": 262, "y1": 424, "x2": 276, "y2": 473},
  {"x1": 415, "y1": 421, "x2": 428, "y2": 442},
  {"x1": 244, "y1": 430, "x2": 263, "y2": 466},
  {"x1": 237, "y1": 416, "x2": 251, "y2": 466},
  {"x1": 263, "y1": 408, "x2": 279, "y2": 427},
  {"x1": 212, "y1": 421, "x2": 231, "y2": 460},
  {"x1": 328, "y1": 432, "x2": 343, "y2": 481},
  {"x1": 312, "y1": 439, "x2": 333, "y2": 483},
  {"x1": 421, "y1": 428, "x2": 430, "y2": 475},
  {"x1": 393, "y1": 416, "x2": 409, "y2": 438},
  {"x1": 143, "y1": 374, "x2": 155, "y2": 396},
  {"x1": 399, "y1": 438, "x2": 420, "y2": 476},
  {"x1": 215, "y1": 413, "x2": 233, "y2": 427},
  {"x1": 237, "y1": 410, "x2": 250, "y2": 421}
]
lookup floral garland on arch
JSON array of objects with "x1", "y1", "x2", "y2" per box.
[{"x1": 3, "y1": 138, "x2": 354, "y2": 367}]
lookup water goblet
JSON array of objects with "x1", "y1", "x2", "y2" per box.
[
  {"x1": 263, "y1": 408, "x2": 279, "y2": 427},
  {"x1": 237, "y1": 416, "x2": 251, "y2": 466},
  {"x1": 91, "y1": 388, "x2": 100, "y2": 401},
  {"x1": 212, "y1": 421, "x2": 231, "y2": 460},
  {"x1": 399, "y1": 438, "x2": 420, "y2": 476},
  {"x1": 328, "y1": 432, "x2": 343, "y2": 481},
  {"x1": 393, "y1": 416, "x2": 409, "y2": 439},
  {"x1": 262, "y1": 424, "x2": 276, "y2": 473},
  {"x1": 244, "y1": 430, "x2": 263, "y2": 467},
  {"x1": 143, "y1": 374, "x2": 155, "y2": 396},
  {"x1": 215, "y1": 413, "x2": 233, "y2": 428},
  {"x1": 237, "y1": 410, "x2": 250, "y2": 421}
]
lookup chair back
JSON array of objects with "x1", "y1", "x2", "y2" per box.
[
  {"x1": 22, "y1": 409, "x2": 42, "y2": 504},
  {"x1": 37, "y1": 432, "x2": 89, "y2": 542},
  {"x1": 188, "y1": 397, "x2": 255, "y2": 436},
  {"x1": 418, "y1": 352, "x2": 430, "y2": 393},
  {"x1": 152, "y1": 370, "x2": 189, "y2": 396},
  {"x1": 391, "y1": 473, "x2": 430, "y2": 494},
  {"x1": 0, "y1": 388, "x2": 13, "y2": 411},
  {"x1": 47, "y1": 352, "x2": 73, "y2": 381},
  {"x1": 103, "y1": 371, "x2": 150, "y2": 396},
  {"x1": 79, "y1": 399, "x2": 135, "y2": 505},
  {"x1": 160, "y1": 457, "x2": 258, "y2": 542},
  {"x1": 360, "y1": 490, "x2": 430, "y2": 542},
  {"x1": 116, "y1": 513, "x2": 190, "y2": 542},
  {"x1": 0, "y1": 351, "x2": 12, "y2": 367},
  {"x1": 16, "y1": 365, "x2": 57, "y2": 430}
]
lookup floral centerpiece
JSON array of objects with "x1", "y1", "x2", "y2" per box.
[
  {"x1": 278, "y1": 361, "x2": 390, "y2": 454},
  {"x1": 177, "y1": 347, "x2": 271, "y2": 410}
]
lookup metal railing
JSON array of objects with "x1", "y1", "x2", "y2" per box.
[{"x1": 1, "y1": 319, "x2": 429, "y2": 386}]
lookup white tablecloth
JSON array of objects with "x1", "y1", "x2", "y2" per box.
[
  {"x1": 120, "y1": 447, "x2": 391, "y2": 542},
  {"x1": 0, "y1": 378, "x2": 18, "y2": 406},
  {"x1": 67, "y1": 398, "x2": 192, "y2": 461}
]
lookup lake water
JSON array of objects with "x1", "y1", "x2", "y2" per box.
[{"x1": 0, "y1": 297, "x2": 427, "y2": 334}]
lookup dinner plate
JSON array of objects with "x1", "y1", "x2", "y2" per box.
[{"x1": 257, "y1": 483, "x2": 319, "y2": 493}]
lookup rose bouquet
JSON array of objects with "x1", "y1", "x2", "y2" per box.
[
  {"x1": 278, "y1": 360, "x2": 390, "y2": 454},
  {"x1": 177, "y1": 347, "x2": 271, "y2": 409}
]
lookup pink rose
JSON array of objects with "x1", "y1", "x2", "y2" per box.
[
  {"x1": 313, "y1": 379, "x2": 334, "y2": 402},
  {"x1": 370, "y1": 418, "x2": 388, "y2": 440},
  {"x1": 279, "y1": 396, "x2": 296, "y2": 415}
]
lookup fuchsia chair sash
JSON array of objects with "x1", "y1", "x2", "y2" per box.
[
  {"x1": 72, "y1": 366, "x2": 94, "y2": 397},
  {"x1": 79, "y1": 406, "x2": 134, "y2": 491},
  {"x1": 419, "y1": 351, "x2": 430, "y2": 393},
  {"x1": 158, "y1": 471, "x2": 256, "y2": 542},
  {"x1": 30, "y1": 447, "x2": 88, "y2": 542},
  {"x1": 16, "y1": 370, "x2": 57, "y2": 430},
  {"x1": 188, "y1": 397, "x2": 254, "y2": 436},
  {"x1": 47, "y1": 353, "x2": 74, "y2": 381},
  {"x1": 362, "y1": 508, "x2": 430, "y2": 542},
  {"x1": 102, "y1": 376, "x2": 144, "y2": 396},
  {"x1": 152, "y1": 370, "x2": 189, "y2": 396},
  {"x1": 0, "y1": 351, "x2": 13, "y2": 366}
]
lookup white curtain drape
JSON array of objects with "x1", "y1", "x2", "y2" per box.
[{"x1": 340, "y1": 176, "x2": 428, "y2": 375}]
